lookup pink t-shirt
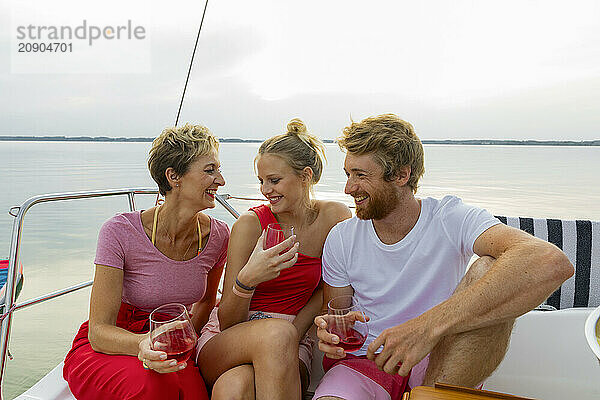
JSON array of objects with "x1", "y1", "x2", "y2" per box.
[{"x1": 94, "y1": 211, "x2": 229, "y2": 313}]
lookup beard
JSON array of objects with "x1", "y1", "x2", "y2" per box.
[{"x1": 355, "y1": 182, "x2": 400, "y2": 220}]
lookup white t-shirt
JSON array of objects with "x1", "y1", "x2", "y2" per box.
[{"x1": 322, "y1": 195, "x2": 500, "y2": 356}]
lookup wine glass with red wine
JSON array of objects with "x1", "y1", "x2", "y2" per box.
[
  {"x1": 327, "y1": 295, "x2": 369, "y2": 352},
  {"x1": 264, "y1": 222, "x2": 295, "y2": 250},
  {"x1": 149, "y1": 303, "x2": 198, "y2": 365}
]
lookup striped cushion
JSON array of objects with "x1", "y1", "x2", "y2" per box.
[{"x1": 495, "y1": 216, "x2": 599, "y2": 310}]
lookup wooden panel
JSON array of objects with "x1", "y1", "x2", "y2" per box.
[{"x1": 406, "y1": 384, "x2": 537, "y2": 400}]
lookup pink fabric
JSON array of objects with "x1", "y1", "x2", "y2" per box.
[
  {"x1": 315, "y1": 355, "x2": 482, "y2": 398},
  {"x1": 313, "y1": 364, "x2": 392, "y2": 400},
  {"x1": 248, "y1": 205, "x2": 322, "y2": 315},
  {"x1": 63, "y1": 210, "x2": 229, "y2": 399},
  {"x1": 408, "y1": 356, "x2": 430, "y2": 389},
  {"x1": 94, "y1": 211, "x2": 229, "y2": 312},
  {"x1": 321, "y1": 354, "x2": 410, "y2": 398}
]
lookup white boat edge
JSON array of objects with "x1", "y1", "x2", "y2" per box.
[
  {"x1": 15, "y1": 307, "x2": 600, "y2": 400},
  {"x1": 585, "y1": 305, "x2": 600, "y2": 360}
]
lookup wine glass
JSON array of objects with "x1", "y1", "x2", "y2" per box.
[
  {"x1": 264, "y1": 222, "x2": 295, "y2": 250},
  {"x1": 327, "y1": 295, "x2": 369, "y2": 352},
  {"x1": 149, "y1": 303, "x2": 198, "y2": 364}
]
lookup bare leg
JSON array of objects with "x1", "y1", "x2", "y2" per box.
[
  {"x1": 210, "y1": 357, "x2": 308, "y2": 400},
  {"x1": 423, "y1": 256, "x2": 514, "y2": 387},
  {"x1": 198, "y1": 318, "x2": 301, "y2": 400},
  {"x1": 211, "y1": 364, "x2": 255, "y2": 400}
]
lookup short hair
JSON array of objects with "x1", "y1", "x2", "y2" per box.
[
  {"x1": 148, "y1": 123, "x2": 220, "y2": 195},
  {"x1": 337, "y1": 114, "x2": 424, "y2": 193},
  {"x1": 256, "y1": 118, "x2": 326, "y2": 189}
]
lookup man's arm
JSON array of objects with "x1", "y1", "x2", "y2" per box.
[
  {"x1": 367, "y1": 223, "x2": 574, "y2": 376},
  {"x1": 433, "y1": 223, "x2": 573, "y2": 335}
]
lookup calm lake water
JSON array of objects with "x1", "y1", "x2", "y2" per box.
[{"x1": 1, "y1": 141, "x2": 599, "y2": 398}]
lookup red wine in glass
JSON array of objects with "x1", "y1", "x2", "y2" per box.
[
  {"x1": 150, "y1": 303, "x2": 198, "y2": 365},
  {"x1": 338, "y1": 328, "x2": 367, "y2": 352},
  {"x1": 153, "y1": 328, "x2": 197, "y2": 363},
  {"x1": 327, "y1": 295, "x2": 369, "y2": 353}
]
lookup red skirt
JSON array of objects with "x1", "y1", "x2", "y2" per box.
[{"x1": 63, "y1": 302, "x2": 208, "y2": 400}]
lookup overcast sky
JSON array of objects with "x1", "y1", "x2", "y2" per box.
[{"x1": 1, "y1": 0, "x2": 599, "y2": 140}]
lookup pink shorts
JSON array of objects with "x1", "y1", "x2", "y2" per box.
[
  {"x1": 196, "y1": 307, "x2": 315, "y2": 375},
  {"x1": 312, "y1": 355, "x2": 429, "y2": 400}
]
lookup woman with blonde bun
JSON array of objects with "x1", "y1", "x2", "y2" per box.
[{"x1": 197, "y1": 119, "x2": 352, "y2": 399}]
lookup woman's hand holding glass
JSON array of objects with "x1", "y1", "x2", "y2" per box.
[
  {"x1": 137, "y1": 303, "x2": 198, "y2": 373},
  {"x1": 237, "y1": 229, "x2": 299, "y2": 288},
  {"x1": 138, "y1": 335, "x2": 182, "y2": 373}
]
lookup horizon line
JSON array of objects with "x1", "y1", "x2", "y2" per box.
[{"x1": 1, "y1": 135, "x2": 599, "y2": 146}]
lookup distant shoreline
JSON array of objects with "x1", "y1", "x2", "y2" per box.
[{"x1": 0, "y1": 136, "x2": 599, "y2": 146}]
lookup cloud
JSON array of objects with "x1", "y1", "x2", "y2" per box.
[{"x1": 1, "y1": 0, "x2": 599, "y2": 140}]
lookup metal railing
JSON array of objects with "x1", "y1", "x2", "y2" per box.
[{"x1": 0, "y1": 188, "x2": 241, "y2": 397}]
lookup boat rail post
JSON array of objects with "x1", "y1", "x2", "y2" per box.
[
  {"x1": 215, "y1": 194, "x2": 240, "y2": 219},
  {"x1": 127, "y1": 192, "x2": 136, "y2": 211},
  {"x1": 0, "y1": 197, "x2": 34, "y2": 398}
]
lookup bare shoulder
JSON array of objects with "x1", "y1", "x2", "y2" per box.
[
  {"x1": 316, "y1": 200, "x2": 352, "y2": 227},
  {"x1": 228, "y1": 211, "x2": 262, "y2": 266},
  {"x1": 231, "y1": 210, "x2": 262, "y2": 237}
]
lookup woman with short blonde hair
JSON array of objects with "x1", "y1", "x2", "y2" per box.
[{"x1": 64, "y1": 123, "x2": 228, "y2": 399}]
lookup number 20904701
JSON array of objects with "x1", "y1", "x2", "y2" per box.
[{"x1": 18, "y1": 42, "x2": 73, "y2": 52}]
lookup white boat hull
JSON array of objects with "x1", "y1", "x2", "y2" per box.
[
  {"x1": 485, "y1": 308, "x2": 600, "y2": 399},
  {"x1": 15, "y1": 362, "x2": 73, "y2": 400}
]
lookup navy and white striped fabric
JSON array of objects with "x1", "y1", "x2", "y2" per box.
[{"x1": 495, "y1": 216, "x2": 600, "y2": 310}]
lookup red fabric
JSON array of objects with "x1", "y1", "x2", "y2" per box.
[
  {"x1": 248, "y1": 205, "x2": 322, "y2": 315},
  {"x1": 63, "y1": 302, "x2": 208, "y2": 400},
  {"x1": 323, "y1": 354, "x2": 411, "y2": 398}
]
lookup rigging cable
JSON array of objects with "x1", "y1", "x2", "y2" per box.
[
  {"x1": 157, "y1": 0, "x2": 209, "y2": 206},
  {"x1": 175, "y1": 0, "x2": 210, "y2": 127}
]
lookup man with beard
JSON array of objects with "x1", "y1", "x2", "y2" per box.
[{"x1": 312, "y1": 114, "x2": 573, "y2": 400}]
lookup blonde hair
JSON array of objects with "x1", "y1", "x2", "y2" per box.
[
  {"x1": 148, "y1": 123, "x2": 220, "y2": 195},
  {"x1": 337, "y1": 114, "x2": 424, "y2": 193},
  {"x1": 256, "y1": 118, "x2": 326, "y2": 188}
]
